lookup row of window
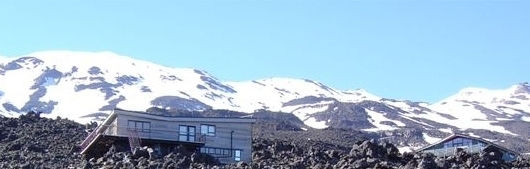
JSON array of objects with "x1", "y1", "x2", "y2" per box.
[
  {"x1": 443, "y1": 137, "x2": 487, "y2": 148},
  {"x1": 127, "y1": 121, "x2": 217, "y2": 139},
  {"x1": 200, "y1": 147, "x2": 231, "y2": 155},
  {"x1": 200, "y1": 147, "x2": 242, "y2": 161},
  {"x1": 127, "y1": 120, "x2": 151, "y2": 132}
]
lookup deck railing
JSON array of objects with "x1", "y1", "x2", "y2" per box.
[
  {"x1": 127, "y1": 129, "x2": 142, "y2": 152},
  {"x1": 79, "y1": 125, "x2": 102, "y2": 151}
]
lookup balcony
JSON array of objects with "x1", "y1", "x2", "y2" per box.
[{"x1": 80, "y1": 124, "x2": 207, "y2": 152}]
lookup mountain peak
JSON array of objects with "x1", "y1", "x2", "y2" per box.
[
  {"x1": 432, "y1": 83, "x2": 530, "y2": 106},
  {"x1": 27, "y1": 50, "x2": 134, "y2": 64},
  {"x1": 453, "y1": 82, "x2": 530, "y2": 96},
  {"x1": 511, "y1": 82, "x2": 530, "y2": 94},
  {"x1": 0, "y1": 55, "x2": 9, "y2": 63},
  {"x1": 28, "y1": 50, "x2": 122, "y2": 57}
]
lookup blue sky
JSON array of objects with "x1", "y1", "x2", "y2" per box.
[{"x1": 0, "y1": 0, "x2": 529, "y2": 103}]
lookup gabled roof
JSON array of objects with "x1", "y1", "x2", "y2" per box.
[{"x1": 415, "y1": 133, "x2": 519, "y2": 155}]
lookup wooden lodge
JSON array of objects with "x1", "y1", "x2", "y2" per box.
[{"x1": 79, "y1": 108, "x2": 255, "y2": 164}]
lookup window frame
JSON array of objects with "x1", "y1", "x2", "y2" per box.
[
  {"x1": 234, "y1": 150, "x2": 242, "y2": 161},
  {"x1": 463, "y1": 138, "x2": 472, "y2": 146},
  {"x1": 142, "y1": 122, "x2": 151, "y2": 133},
  {"x1": 200, "y1": 124, "x2": 216, "y2": 136},
  {"x1": 444, "y1": 140, "x2": 452, "y2": 148},
  {"x1": 199, "y1": 147, "x2": 234, "y2": 156},
  {"x1": 452, "y1": 138, "x2": 464, "y2": 147},
  {"x1": 179, "y1": 125, "x2": 196, "y2": 142},
  {"x1": 127, "y1": 120, "x2": 151, "y2": 133}
]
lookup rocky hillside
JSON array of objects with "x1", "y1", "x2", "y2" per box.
[
  {"x1": 0, "y1": 112, "x2": 86, "y2": 168},
  {"x1": 1, "y1": 51, "x2": 530, "y2": 153},
  {"x1": 1, "y1": 113, "x2": 530, "y2": 169}
]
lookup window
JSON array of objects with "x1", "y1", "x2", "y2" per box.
[
  {"x1": 179, "y1": 125, "x2": 196, "y2": 142},
  {"x1": 154, "y1": 145, "x2": 161, "y2": 153},
  {"x1": 453, "y1": 138, "x2": 463, "y2": 147},
  {"x1": 463, "y1": 138, "x2": 472, "y2": 146},
  {"x1": 201, "y1": 124, "x2": 216, "y2": 136},
  {"x1": 200, "y1": 147, "x2": 232, "y2": 156},
  {"x1": 127, "y1": 120, "x2": 151, "y2": 132},
  {"x1": 234, "y1": 150, "x2": 241, "y2": 161},
  {"x1": 444, "y1": 140, "x2": 452, "y2": 148}
]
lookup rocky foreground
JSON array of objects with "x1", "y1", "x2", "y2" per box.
[{"x1": 1, "y1": 113, "x2": 530, "y2": 169}]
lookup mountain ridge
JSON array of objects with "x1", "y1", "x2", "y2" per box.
[
  {"x1": 1, "y1": 51, "x2": 529, "y2": 153},
  {"x1": 1, "y1": 51, "x2": 525, "y2": 103}
]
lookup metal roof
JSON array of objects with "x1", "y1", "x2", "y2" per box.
[{"x1": 415, "y1": 133, "x2": 519, "y2": 155}]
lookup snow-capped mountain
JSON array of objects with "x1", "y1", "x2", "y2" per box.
[
  {"x1": 1, "y1": 51, "x2": 529, "y2": 151},
  {"x1": 430, "y1": 84, "x2": 530, "y2": 133},
  {"x1": 0, "y1": 51, "x2": 378, "y2": 122}
]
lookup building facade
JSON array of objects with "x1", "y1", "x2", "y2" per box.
[
  {"x1": 80, "y1": 109, "x2": 255, "y2": 164},
  {"x1": 416, "y1": 134, "x2": 518, "y2": 162}
]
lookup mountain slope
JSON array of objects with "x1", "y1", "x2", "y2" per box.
[
  {"x1": 429, "y1": 84, "x2": 530, "y2": 133},
  {"x1": 0, "y1": 51, "x2": 379, "y2": 123},
  {"x1": 0, "y1": 51, "x2": 529, "y2": 152}
]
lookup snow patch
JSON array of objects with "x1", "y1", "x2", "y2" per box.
[
  {"x1": 468, "y1": 132, "x2": 480, "y2": 138},
  {"x1": 286, "y1": 103, "x2": 330, "y2": 127},
  {"x1": 363, "y1": 109, "x2": 404, "y2": 131},
  {"x1": 522, "y1": 116, "x2": 530, "y2": 122},
  {"x1": 482, "y1": 138, "x2": 498, "y2": 143},
  {"x1": 398, "y1": 146, "x2": 414, "y2": 153},
  {"x1": 423, "y1": 133, "x2": 441, "y2": 144},
  {"x1": 500, "y1": 108, "x2": 522, "y2": 115},
  {"x1": 428, "y1": 100, "x2": 516, "y2": 135},
  {"x1": 439, "y1": 128, "x2": 453, "y2": 133},
  {"x1": 383, "y1": 100, "x2": 418, "y2": 112},
  {"x1": 0, "y1": 110, "x2": 19, "y2": 118},
  {"x1": 0, "y1": 55, "x2": 9, "y2": 63},
  {"x1": 496, "y1": 118, "x2": 512, "y2": 121},
  {"x1": 304, "y1": 117, "x2": 328, "y2": 129},
  {"x1": 0, "y1": 64, "x2": 42, "y2": 108}
]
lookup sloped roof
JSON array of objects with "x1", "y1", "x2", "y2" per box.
[{"x1": 415, "y1": 133, "x2": 519, "y2": 155}]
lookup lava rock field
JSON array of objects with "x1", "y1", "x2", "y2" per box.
[{"x1": 0, "y1": 112, "x2": 529, "y2": 169}]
